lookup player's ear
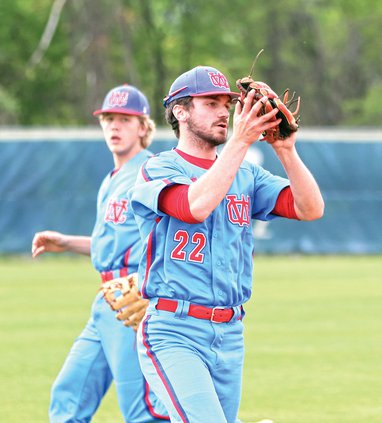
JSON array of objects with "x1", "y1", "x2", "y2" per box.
[
  {"x1": 137, "y1": 118, "x2": 148, "y2": 138},
  {"x1": 172, "y1": 104, "x2": 189, "y2": 122}
]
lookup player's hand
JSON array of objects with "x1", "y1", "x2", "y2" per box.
[
  {"x1": 232, "y1": 91, "x2": 281, "y2": 147},
  {"x1": 31, "y1": 230, "x2": 69, "y2": 258},
  {"x1": 262, "y1": 128, "x2": 298, "y2": 151}
]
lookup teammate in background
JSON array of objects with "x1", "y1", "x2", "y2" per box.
[
  {"x1": 128, "y1": 66, "x2": 325, "y2": 422},
  {"x1": 31, "y1": 85, "x2": 169, "y2": 423}
]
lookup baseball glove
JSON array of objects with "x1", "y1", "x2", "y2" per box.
[
  {"x1": 235, "y1": 49, "x2": 301, "y2": 141},
  {"x1": 102, "y1": 273, "x2": 148, "y2": 330},
  {"x1": 236, "y1": 76, "x2": 301, "y2": 140}
]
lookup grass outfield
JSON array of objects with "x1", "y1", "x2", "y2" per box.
[{"x1": 0, "y1": 255, "x2": 381, "y2": 423}]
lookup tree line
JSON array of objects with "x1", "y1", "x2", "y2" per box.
[{"x1": 1, "y1": 0, "x2": 381, "y2": 127}]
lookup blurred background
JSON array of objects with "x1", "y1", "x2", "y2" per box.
[
  {"x1": 1, "y1": 0, "x2": 382, "y2": 126},
  {"x1": 1, "y1": 0, "x2": 381, "y2": 254},
  {"x1": 1, "y1": 2, "x2": 382, "y2": 422}
]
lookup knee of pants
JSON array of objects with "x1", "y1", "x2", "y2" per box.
[{"x1": 49, "y1": 353, "x2": 113, "y2": 422}]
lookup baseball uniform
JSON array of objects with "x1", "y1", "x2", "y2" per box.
[
  {"x1": 129, "y1": 148, "x2": 289, "y2": 423},
  {"x1": 49, "y1": 149, "x2": 169, "y2": 423}
]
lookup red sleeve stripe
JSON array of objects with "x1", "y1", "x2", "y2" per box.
[{"x1": 141, "y1": 164, "x2": 152, "y2": 182}]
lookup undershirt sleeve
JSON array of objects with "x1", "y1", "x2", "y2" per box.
[
  {"x1": 158, "y1": 184, "x2": 200, "y2": 223},
  {"x1": 272, "y1": 186, "x2": 299, "y2": 220}
]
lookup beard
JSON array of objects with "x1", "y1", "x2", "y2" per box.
[{"x1": 186, "y1": 115, "x2": 227, "y2": 147}]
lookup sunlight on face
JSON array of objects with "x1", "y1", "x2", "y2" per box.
[{"x1": 99, "y1": 113, "x2": 146, "y2": 159}]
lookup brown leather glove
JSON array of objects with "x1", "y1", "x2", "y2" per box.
[{"x1": 102, "y1": 273, "x2": 148, "y2": 331}]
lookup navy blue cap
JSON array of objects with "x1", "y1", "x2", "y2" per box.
[
  {"x1": 163, "y1": 66, "x2": 239, "y2": 107},
  {"x1": 93, "y1": 85, "x2": 150, "y2": 116}
]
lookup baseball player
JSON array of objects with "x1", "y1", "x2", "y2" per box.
[
  {"x1": 128, "y1": 66, "x2": 324, "y2": 422},
  {"x1": 31, "y1": 85, "x2": 169, "y2": 422}
]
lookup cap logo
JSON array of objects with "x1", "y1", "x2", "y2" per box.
[
  {"x1": 108, "y1": 91, "x2": 129, "y2": 107},
  {"x1": 208, "y1": 72, "x2": 229, "y2": 89}
]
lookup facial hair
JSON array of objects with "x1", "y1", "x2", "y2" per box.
[{"x1": 186, "y1": 114, "x2": 227, "y2": 147}]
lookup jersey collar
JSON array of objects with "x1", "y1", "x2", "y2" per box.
[{"x1": 175, "y1": 148, "x2": 216, "y2": 170}]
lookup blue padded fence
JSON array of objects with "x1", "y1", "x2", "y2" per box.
[{"x1": 0, "y1": 128, "x2": 381, "y2": 254}]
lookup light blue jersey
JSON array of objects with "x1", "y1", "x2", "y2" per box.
[
  {"x1": 130, "y1": 148, "x2": 289, "y2": 423},
  {"x1": 91, "y1": 149, "x2": 153, "y2": 273},
  {"x1": 49, "y1": 149, "x2": 169, "y2": 423},
  {"x1": 131, "y1": 149, "x2": 289, "y2": 305}
]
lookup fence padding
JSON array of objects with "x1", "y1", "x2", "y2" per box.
[{"x1": 1, "y1": 129, "x2": 381, "y2": 253}]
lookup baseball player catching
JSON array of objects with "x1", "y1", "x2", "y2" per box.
[
  {"x1": 32, "y1": 85, "x2": 169, "y2": 422},
  {"x1": 127, "y1": 66, "x2": 324, "y2": 422}
]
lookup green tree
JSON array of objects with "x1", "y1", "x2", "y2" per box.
[{"x1": 1, "y1": 0, "x2": 381, "y2": 126}]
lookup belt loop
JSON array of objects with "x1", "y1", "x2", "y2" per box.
[
  {"x1": 229, "y1": 305, "x2": 242, "y2": 323},
  {"x1": 175, "y1": 300, "x2": 190, "y2": 319},
  {"x1": 148, "y1": 298, "x2": 160, "y2": 315}
]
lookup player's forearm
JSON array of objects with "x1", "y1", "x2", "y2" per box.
[
  {"x1": 276, "y1": 146, "x2": 324, "y2": 221},
  {"x1": 188, "y1": 95, "x2": 282, "y2": 221},
  {"x1": 188, "y1": 138, "x2": 249, "y2": 221},
  {"x1": 63, "y1": 235, "x2": 92, "y2": 255}
]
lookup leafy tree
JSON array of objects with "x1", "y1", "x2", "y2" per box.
[{"x1": 0, "y1": 0, "x2": 381, "y2": 126}]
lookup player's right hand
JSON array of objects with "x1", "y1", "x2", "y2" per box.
[
  {"x1": 31, "y1": 230, "x2": 68, "y2": 258},
  {"x1": 233, "y1": 91, "x2": 281, "y2": 146}
]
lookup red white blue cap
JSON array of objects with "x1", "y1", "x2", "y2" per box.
[
  {"x1": 93, "y1": 85, "x2": 150, "y2": 116},
  {"x1": 163, "y1": 66, "x2": 239, "y2": 107}
]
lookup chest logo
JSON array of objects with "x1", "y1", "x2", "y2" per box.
[
  {"x1": 105, "y1": 198, "x2": 128, "y2": 224},
  {"x1": 226, "y1": 194, "x2": 250, "y2": 227}
]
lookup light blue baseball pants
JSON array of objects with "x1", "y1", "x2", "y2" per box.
[
  {"x1": 137, "y1": 299, "x2": 245, "y2": 423},
  {"x1": 49, "y1": 291, "x2": 169, "y2": 423}
]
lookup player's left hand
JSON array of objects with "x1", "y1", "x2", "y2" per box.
[
  {"x1": 261, "y1": 128, "x2": 297, "y2": 151},
  {"x1": 102, "y1": 273, "x2": 149, "y2": 330},
  {"x1": 233, "y1": 91, "x2": 282, "y2": 147}
]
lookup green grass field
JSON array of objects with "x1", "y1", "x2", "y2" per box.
[{"x1": 0, "y1": 255, "x2": 381, "y2": 423}]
